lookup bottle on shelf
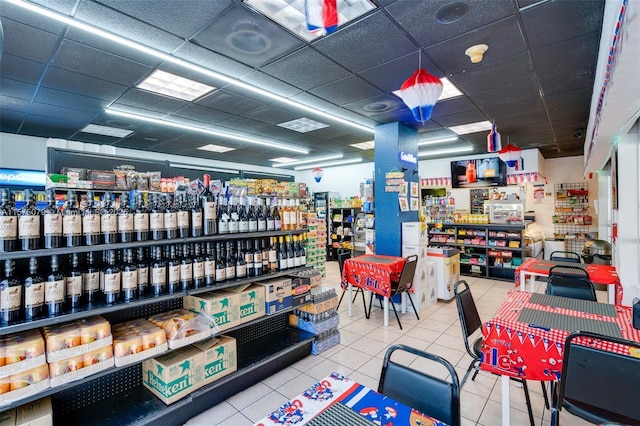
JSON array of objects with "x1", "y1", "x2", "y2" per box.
[
  {"x1": 256, "y1": 198, "x2": 267, "y2": 232},
  {"x1": 150, "y1": 246, "x2": 167, "y2": 296},
  {"x1": 286, "y1": 234, "x2": 295, "y2": 270},
  {"x1": 261, "y1": 237, "x2": 269, "y2": 275},
  {"x1": 177, "y1": 194, "x2": 190, "y2": 239},
  {"x1": 167, "y1": 245, "x2": 181, "y2": 294},
  {"x1": 18, "y1": 189, "x2": 41, "y2": 250},
  {"x1": 268, "y1": 236, "x2": 278, "y2": 273},
  {"x1": 149, "y1": 194, "x2": 165, "y2": 241},
  {"x1": 83, "y1": 190, "x2": 101, "y2": 246},
  {"x1": 282, "y1": 199, "x2": 291, "y2": 231},
  {"x1": 164, "y1": 194, "x2": 178, "y2": 240},
  {"x1": 101, "y1": 250, "x2": 121, "y2": 305},
  {"x1": 192, "y1": 243, "x2": 205, "y2": 289},
  {"x1": 1, "y1": 259, "x2": 23, "y2": 324},
  {"x1": 45, "y1": 254, "x2": 65, "y2": 316},
  {"x1": 100, "y1": 192, "x2": 118, "y2": 245},
  {"x1": 228, "y1": 196, "x2": 239, "y2": 234},
  {"x1": 248, "y1": 197, "x2": 258, "y2": 233},
  {"x1": 42, "y1": 189, "x2": 62, "y2": 249},
  {"x1": 120, "y1": 248, "x2": 138, "y2": 302},
  {"x1": 63, "y1": 190, "x2": 83, "y2": 247},
  {"x1": 24, "y1": 256, "x2": 44, "y2": 320},
  {"x1": 273, "y1": 199, "x2": 282, "y2": 231},
  {"x1": 235, "y1": 239, "x2": 247, "y2": 279},
  {"x1": 65, "y1": 253, "x2": 84, "y2": 311},
  {"x1": 203, "y1": 242, "x2": 215, "y2": 286},
  {"x1": 265, "y1": 198, "x2": 275, "y2": 232},
  {"x1": 253, "y1": 238, "x2": 262, "y2": 277},
  {"x1": 134, "y1": 192, "x2": 149, "y2": 242},
  {"x1": 190, "y1": 194, "x2": 203, "y2": 238},
  {"x1": 179, "y1": 243, "x2": 193, "y2": 291},
  {"x1": 245, "y1": 239, "x2": 254, "y2": 278},
  {"x1": 84, "y1": 251, "x2": 100, "y2": 305},
  {"x1": 0, "y1": 187, "x2": 18, "y2": 252},
  {"x1": 202, "y1": 174, "x2": 218, "y2": 236},
  {"x1": 215, "y1": 241, "x2": 226, "y2": 284},
  {"x1": 299, "y1": 233, "x2": 307, "y2": 267},
  {"x1": 278, "y1": 235, "x2": 288, "y2": 271},
  {"x1": 238, "y1": 196, "x2": 248, "y2": 233},
  {"x1": 290, "y1": 200, "x2": 299, "y2": 231},
  {"x1": 116, "y1": 192, "x2": 135, "y2": 243},
  {"x1": 292, "y1": 235, "x2": 301, "y2": 268},
  {"x1": 136, "y1": 247, "x2": 149, "y2": 297},
  {"x1": 225, "y1": 240, "x2": 236, "y2": 280}
]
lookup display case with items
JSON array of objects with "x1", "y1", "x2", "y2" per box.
[
  {"x1": 328, "y1": 207, "x2": 360, "y2": 260},
  {"x1": 553, "y1": 183, "x2": 593, "y2": 254}
]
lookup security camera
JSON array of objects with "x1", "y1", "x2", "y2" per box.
[{"x1": 573, "y1": 129, "x2": 584, "y2": 139}]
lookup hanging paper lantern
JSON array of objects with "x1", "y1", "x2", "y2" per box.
[
  {"x1": 498, "y1": 143, "x2": 522, "y2": 167},
  {"x1": 305, "y1": 0, "x2": 338, "y2": 36},
  {"x1": 399, "y1": 68, "x2": 443, "y2": 123},
  {"x1": 487, "y1": 123, "x2": 502, "y2": 153},
  {"x1": 312, "y1": 167, "x2": 324, "y2": 182}
]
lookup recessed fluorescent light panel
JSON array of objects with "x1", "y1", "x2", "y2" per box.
[
  {"x1": 449, "y1": 121, "x2": 493, "y2": 135},
  {"x1": 81, "y1": 124, "x2": 133, "y2": 138},
  {"x1": 295, "y1": 158, "x2": 362, "y2": 170},
  {"x1": 418, "y1": 146, "x2": 473, "y2": 157},
  {"x1": 272, "y1": 154, "x2": 343, "y2": 168},
  {"x1": 137, "y1": 70, "x2": 215, "y2": 101},
  {"x1": 269, "y1": 157, "x2": 297, "y2": 163},
  {"x1": 278, "y1": 117, "x2": 330, "y2": 133},
  {"x1": 392, "y1": 78, "x2": 462, "y2": 101},
  {"x1": 244, "y1": 0, "x2": 376, "y2": 42},
  {"x1": 350, "y1": 141, "x2": 375, "y2": 150},
  {"x1": 418, "y1": 136, "x2": 458, "y2": 146},
  {"x1": 197, "y1": 144, "x2": 235, "y2": 153}
]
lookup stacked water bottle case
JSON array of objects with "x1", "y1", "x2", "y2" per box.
[{"x1": 289, "y1": 286, "x2": 340, "y2": 355}]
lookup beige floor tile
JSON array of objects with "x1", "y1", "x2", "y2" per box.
[
  {"x1": 460, "y1": 389, "x2": 489, "y2": 422},
  {"x1": 342, "y1": 319, "x2": 379, "y2": 336},
  {"x1": 261, "y1": 366, "x2": 302, "y2": 389},
  {"x1": 417, "y1": 318, "x2": 452, "y2": 333},
  {"x1": 424, "y1": 343, "x2": 465, "y2": 367},
  {"x1": 410, "y1": 326, "x2": 446, "y2": 343},
  {"x1": 347, "y1": 370, "x2": 380, "y2": 390},
  {"x1": 327, "y1": 346, "x2": 372, "y2": 371},
  {"x1": 390, "y1": 334, "x2": 432, "y2": 351},
  {"x1": 305, "y1": 356, "x2": 354, "y2": 380},
  {"x1": 226, "y1": 382, "x2": 272, "y2": 411},
  {"x1": 479, "y1": 399, "x2": 541, "y2": 426},
  {"x1": 291, "y1": 354, "x2": 321, "y2": 372},
  {"x1": 184, "y1": 401, "x2": 237, "y2": 426},
  {"x1": 433, "y1": 333, "x2": 467, "y2": 352},
  {"x1": 241, "y1": 390, "x2": 290, "y2": 422},
  {"x1": 349, "y1": 335, "x2": 392, "y2": 356},
  {"x1": 337, "y1": 328, "x2": 364, "y2": 346},
  {"x1": 277, "y1": 372, "x2": 318, "y2": 399},
  {"x1": 216, "y1": 412, "x2": 253, "y2": 426},
  {"x1": 363, "y1": 325, "x2": 404, "y2": 344},
  {"x1": 355, "y1": 356, "x2": 384, "y2": 380}
]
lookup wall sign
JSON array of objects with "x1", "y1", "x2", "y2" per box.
[
  {"x1": 0, "y1": 168, "x2": 46, "y2": 186},
  {"x1": 398, "y1": 151, "x2": 417, "y2": 164}
]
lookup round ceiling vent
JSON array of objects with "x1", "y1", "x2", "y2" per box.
[
  {"x1": 363, "y1": 102, "x2": 391, "y2": 112},
  {"x1": 436, "y1": 2, "x2": 469, "y2": 24},
  {"x1": 106, "y1": 119, "x2": 133, "y2": 128},
  {"x1": 226, "y1": 22, "x2": 271, "y2": 54}
]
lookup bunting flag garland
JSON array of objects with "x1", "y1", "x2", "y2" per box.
[
  {"x1": 305, "y1": 0, "x2": 338, "y2": 36},
  {"x1": 487, "y1": 123, "x2": 502, "y2": 152},
  {"x1": 399, "y1": 68, "x2": 443, "y2": 123}
]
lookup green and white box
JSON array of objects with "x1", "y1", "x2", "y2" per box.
[
  {"x1": 193, "y1": 335, "x2": 237, "y2": 386},
  {"x1": 184, "y1": 291, "x2": 240, "y2": 332},
  {"x1": 142, "y1": 345, "x2": 204, "y2": 405}
]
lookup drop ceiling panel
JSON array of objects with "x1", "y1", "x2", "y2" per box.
[
  {"x1": 196, "y1": 90, "x2": 266, "y2": 115},
  {"x1": 2, "y1": 18, "x2": 61, "y2": 64},
  {"x1": 430, "y1": 97, "x2": 479, "y2": 119},
  {"x1": 539, "y1": 71, "x2": 596, "y2": 96},
  {"x1": 238, "y1": 71, "x2": 303, "y2": 99},
  {"x1": 243, "y1": 107, "x2": 303, "y2": 126},
  {"x1": 0, "y1": 95, "x2": 31, "y2": 114},
  {"x1": 358, "y1": 52, "x2": 443, "y2": 93},
  {"x1": 532, "y1": 33, "x2": 600, "y2": 78},
  {"x1": 29, "y1": 102, "x2": 96, "y2": 124},
  {"x1": 478, "y1": 97, "x2": 545, "y2": 120},
  {"x1": 172, "y1": 104, "x2": 233, "y2": 124},
  {"x1": 309, "y1": 75, "x2": 385, "y2": 106},
  {"x1": 469, "y1": 79, "x2": 541, "y2": 107},
  {"x1": 2, "y1": 2, "x2": 68, "y2": 34},
  {"x1": 432, "y1": 110, "x2": 488, "y2": 128},
  {"x1": 342, "y1": 95, "x2": 406, "y2": 117},
  {"x1": 450, "y1": 54, "x2": 534, "y2": 94},
  {"x1": 34, "y1": 87, "x2": 109, "y2": 112},
  {"x1": 0, "y1": 78, "x2": 37, "y2": 101},
  {"x1": 0, "y1": 54, "x2": 47, "y2": 85},
  {"x1": 42, "y1": 67, "x2": 128, "y2": 101},
  {"x1": 115, "y1": 89, "x2": 189, "y2": 114},
  {"x1": 19, "y1": 115, "x2": 81, "y2": 139},
  {"x1": 216, "y1": 116, "x2": 271, "y2": 135},
  {"x1": 173, "y1": 43, "x2": 254, "y2": 80}
]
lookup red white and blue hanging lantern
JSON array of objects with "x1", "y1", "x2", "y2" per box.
[
  {"x1": 399, "y1": 68, "x2": 443, "y2": 123},
  {"x1": 305, "y1": 0, "x2": 338, "y2": 37},
  {"x1": 498, "y1": 142, "x2": 522, "y2": 168},
  {"x1": 312, "y1": 167, "x2": 324, "y2": 183},
  {"x1": 487, "y1": 123, "x2": 502, "y2": 153}
]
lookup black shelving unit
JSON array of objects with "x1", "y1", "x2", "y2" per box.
[{"x1": 328, "y1": 207, "x2": 360, "y2": 260}]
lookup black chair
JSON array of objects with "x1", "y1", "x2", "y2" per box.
[
  {"x1": 336, "y1": 249, "x2": 370, "y2": 318},
  {"x1": 549, "y1": 250, "x2": 582, "y2": 263},
  {"x1": 368, "y1": 255, "x2": 419, "y2": 330},
  {"x1": 454, "y1": 280, "x2": 543, "y2": 426},
  {"x1": 379, "y1": 344, "x2": 460, "y2": 426},
  {"x1": 551, "y1": 331, "x2": 640, "y2": 425},
  {"x1": 545, "y1": 265, "x2": 597, "y2": 301}
]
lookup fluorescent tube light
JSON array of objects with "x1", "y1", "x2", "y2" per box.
[
  {"x1": 105, "y1": 109, "x2": 308, "y2": 154},
  {"x1": 350, "y1": 141, "x2": 375, "y2": 150},
  {"x1": 448, "y1": 121, "x2": 493, "y2": 135},
  {"x1": 417, "y1": 136, "x2": 458, "y2": 146},
  {"x1": 277, "y1": 117, "x2": 329, "y2": 133},
  {"x1": 269, "y1": 157, "x2": 297, "y2": 163},
  {"x1": 272, "y1": 154, "x2": 343, "y2": 168},
  {"x1": 81, "y1": 124, "x2": 133, "y2": 137},
  {"x1": 418, "y1": 146, "x2": 473, "y2": 157},
  {"x1": 6, "y1": 0, "x2": 373, "y2": 134},
  {"x1": 295, "y1": 158, "x2": 362, "y2": 170},
  {"x1": 169, "y1": 163, "x2": 240, "y2": 174},
  {"x1": 197, "y1": 144, "x2": 235, "y2": 153}
]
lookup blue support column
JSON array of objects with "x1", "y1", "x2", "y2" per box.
[{"x1": 374, "y1": 122, "x2": 419, "y2": 256}]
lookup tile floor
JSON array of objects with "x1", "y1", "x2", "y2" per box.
[{"x1": 185, "y1": 261, "x2": 605, "y2": 426}]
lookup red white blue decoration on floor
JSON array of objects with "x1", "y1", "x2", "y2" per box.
[
  {"x1": 399, "y1": 68, "x2": 443, "y2": 123},
  {"x1": 305, "y1": 0, "x2": 338, "y2": 36}
]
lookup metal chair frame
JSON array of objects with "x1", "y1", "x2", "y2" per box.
[
  {"x1": 549, "y1": 250, "x2": 582, "y2": 263},
  {"x1": 336, "y1": 249, "x2": 370, "y2": 318},
  {"x1": 545, "y1": 265, "x2": 597, "y2": 301}
]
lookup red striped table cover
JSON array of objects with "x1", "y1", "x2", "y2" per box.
[
  {"x1": 480, "y1": 290, "x2": 640, "y2": 381},
  {"x1": 341, "y1": 255, "x2": 406, "y2": 298}
]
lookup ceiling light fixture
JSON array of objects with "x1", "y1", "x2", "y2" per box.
[
  {"x1": 269, "y1": 157, "x2": 297, "y2": 163},
  {"x1": 295, "y1": 158, "x2": 362, "y2": 170},
  {"x1": 7, "y1": 0, "x2": 374, "y2": 134},
  {"x1": 350, "y1": 141, "x2": 375, "y2": 150},
  {"x1": 418, "y1": 136, "x2": 458, "y2": 146},
  {"x1": 418, "y1": 146, "x2": 473, "y2": 157},
  {"x1": 465, "y1": 44, "x2": 489, "y2": 64},
  {"x1": 448, "y1": 121, "x2": 493, "y2": 135},
  {"x1": 105, "y1": 109, "x2": 308, "y2": 154},
  {"x1": 137, "y1": 70, "x2": 215, "y2": 101},
  {"x1": 169, "y1": 163, "x2": 240, "y2": 174},
  {"x1": 272, "y1": 154, "x2": 344, "y2": 168},
  {"x1": 277, "y1": 117, "x2": 329, "y2": 133},
  {"x1": 80, "y1": 124, "x2": 133, "y2": 138},
  {"x1": 197, "y1": 144, "x2": 236, "y2": 153}
]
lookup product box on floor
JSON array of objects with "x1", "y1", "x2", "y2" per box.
[
  {"x1": 192, "y1": 336, "x2": 237, "y2": 386},
  {"x1": 311, "y1": 329, "x2": 340, "y2": 355},
  {"x1": 142, "y1": 345, "x2": 204, "y2": 405},
  {"x1": 254, "y1": 278, "x2": 292, "y2": 315},
  {"x1": 16, "y1": 396, "x2": 52, "y2": 426},
  {"x1": 288, "y1": 312, "x2": 339, "y2": 335},
  {"x1": 290, "y1": 277, "x2": 312, "y2": 308},
  {"x1": 221, "y1": 284, "x2": 265, "y2": 324},
  {"x1": 183, "y1": 291, "x2": 240, "y2": 332},
  {"x1": 288, "y1": 269, "x2": 323, "y2": 288}
]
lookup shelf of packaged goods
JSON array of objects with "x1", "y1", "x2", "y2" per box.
[
  {"x1": 0, "y1": 267, "x2": 312, "y2": 336},
  {"x1": 488, "y1": 265, "x2": 517, "y2": 271},
  {"x1": 485, "y1": 245, "x2": 522, "y2": 251},
  {"x1": 0, "y1": 230, "x2": 305, "y2": 261},
  {"x1": 456, "y1": 243, "x2": 487, "y2": 249}
]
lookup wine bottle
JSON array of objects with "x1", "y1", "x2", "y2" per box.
[
  {"x1": 202, "y1": 174, "x2": 218, "y2": 235},
  {"x1": 273, "y1": 199, "x2": 282, "y2": 231},
  {"x1": 238, "y1": 197, "x2": 248, "y2": 233},
  {"x1": 282, "y1": 199, "x2": 290, "y2": 231},
  {"x1": 150, "y1": 246, "x2": 167, "y2": 296},
  {"x1": 256, "y1": 198, "x2": 267, "y2": 233},
  {"x1": 228, "y1": 196, "x2": 239, "y2": 234},
  {"x1": 235, "y1": 240, "x2": 247, "y2": 279},
  {"x1": 100, "y1": 192, "x2": 118, "y2": 245},
  {"x1": 136, "y1": 247, "x2": 149, "y2": 297},
  {"x1": 261, "y1": 237, "x2": 269, "y2": 275},
  {"x1": 42, "y1": 189, "x2": 61, "y2": 249},
  {"x1": 215, "y1": 242, "x2": 226, "y2": 283},
  {"x1": 0, "y1": 188, "x2": 18, "y2": 252},
  {"x1": 117, "y1": 192, "x2": 135, "y2": 243},
  {"x1": 84, "y1": 251, "x2": 100, "y2": 305},
  {"x1": 120, "y1": 248, "x2": 138, "y2": 302},
  {"x1": 245, "y1": 239, "x2": 254, "y2": 278},
  {"x1": 225, "y1": 241, "x2": 236, "y2": 280},
  {"x1": 167, "y1": 245, "x2": 181, "y2": 294},
  {"x1": 65, "y1": 253, "x2": 84, "y2": 311},
  {"x1": 149, "y1": 194, "x2": 165, "y2": 241},
  {"x1": 203, "y1": 242, "x2": 215, "y2": 286},
  {"x1": 265, "y1": 198, "x2": 275, "y2": 232},
  {"x1": 286, "y1": 234, "x2": 295, "y2": 269},
  {"x1": 217, "y1": 196, "x2": 229, "y2": 235},
  {"x1": 190, "y1": 194, "x2": 203, "y2": 237},
  {"x1": 179, "y1": 243, "x2": 193, "y2": 291},
  {"x1": 82, "y1": 191, "x2": 101, "y2": 246},
  {"x1": 45, "y1": 255, "x2": 65, "y2": 316},
  {"x1": 252, "y1": 238, "x2": 262, "y2": 277},
  {"x1": 192, "y1": 243, "x2": 205, "y2": 289},
  {"x1": 177, "y1": 194, "x2": 190, "y2": 239},
  {"x1": 248, "y1": 197, "x2": 258, "y2": 233},
  {"x1": 300, "y1": 233, "x2": 307, "y2": 267},
  {"x1": 134, "y1": 192, "x2": 149, "y2": 242},
  {"x1": 164, "y1": 194, "x2": 178, "y2": 240},
  {"x1": 0, "y1": 259, "x2": 22, "y2": 324},
  {"x1": 268, "y1": 237, "x2": 278, "y2": 273},
  {"x1": 278, "y1": 236, "x2": 288, "y2": 271},
  {"x1": 290, "y1": 199, "x2": 299, "y2": 231},
  {"x1": 292, "y1": 235, "x2": 301, "y2": 268},
  {"x1": 62, "y1": 190, "x2": 83, "y2": 247},
  {"x1": 101, "y1": 250, "x2": 121, "y2": 305},
  {"x1": 24, "y1": 256, "x2": 44, "y2": 320}
]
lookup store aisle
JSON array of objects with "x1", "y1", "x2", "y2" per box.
[{"x1": 185, "y1": 261, "x2": 602, "y2": 426}]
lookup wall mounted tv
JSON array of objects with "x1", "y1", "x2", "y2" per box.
[{"x1": 451, "y1": 157, "x2": 507, "y2": 188}]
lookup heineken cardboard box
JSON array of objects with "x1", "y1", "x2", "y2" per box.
[
  {"x1": 192, "y1": 336, "x2": 237, "y2": 386},
  {"x1": 142, "y1": 345, "x2": 204, "y2": 405},
  {"x1": 183, "y1": 291, "x2": 240, "y2": 332},
  {"x1": 255, "y1": 278, "x2": 292, "y2": 315},
  {"x1": 15, "y1": 397, "x2": 52, "y2": 426},
  {"x1": 222, "y1": 284, "x2": 265, "y2": 324}
]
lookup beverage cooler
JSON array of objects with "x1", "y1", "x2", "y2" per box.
[
  {"x1": 401, "y1": 222, "x2": 437, "y2": 312},
  {"x1": 353, "y1": 213, "x2": 374, "y2": 256},
  {"x1": 313, "y1": 191, "x2": 339, "y2": 260}
]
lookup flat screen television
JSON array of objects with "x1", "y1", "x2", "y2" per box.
[{"x1": 451, "y1": 157, "x2": 507, "y2": 188}]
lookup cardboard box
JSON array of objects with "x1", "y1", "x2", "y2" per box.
[
  {"x1": 88, "y1": 170, "x2": 115, "y2": 189},
  {"x1": 288, "y1": 269, "x2": 322, "y2": 288},
  {"x1": 15, "y1": 397, "x2": 52, "y2": 426},
  {"x1": 142, "y1": 345, "x2": 204, "y2": 405},
  {"x1": 193, "y1": 336, "x2": 237, "y2": 386},
  {"x1": 290, "y1": 277, "x2": 312, "y2": 308},
  {"x1": 61, "y1": 167, "x2": 87, "y2": 180},
  {"x1": 183, "y1": 292, "x2": 240, "y2": 332},
  {"x1": 0, "y1": 409, "x2": 15, "y2": 426},
  {"x1": 222, "y1": 285, "x2": 265, "y2": 324},
  {"x1": 254, "y1": 279, "x2": 292, "y2": 315}
]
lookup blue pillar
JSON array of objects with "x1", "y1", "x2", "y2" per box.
[{"x1": 374, "y1": 122, "x2": 419, "y2": 256}]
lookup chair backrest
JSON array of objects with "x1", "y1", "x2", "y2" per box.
[
  {"x1": 546, "y1": 266, "x2": 596, "y2": 301},
  {"x1": 379, "y1": 344, "x2": 460, "y2": 426},
  {"x1": 391, "y1": 255, "x2": 418, "y2": 294},
  {"x1": 550, "y1": 250, "x2": 582, "y2": 263},
  {"x1": 556, "y1": 332, "x2": 640, "y2": 424},
  {"x1": 454, "y1": 280, "x2": 483, "y2": 339},
  {"x1": 337, "y1": 249, "x2": 352, "y2": 274}
]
